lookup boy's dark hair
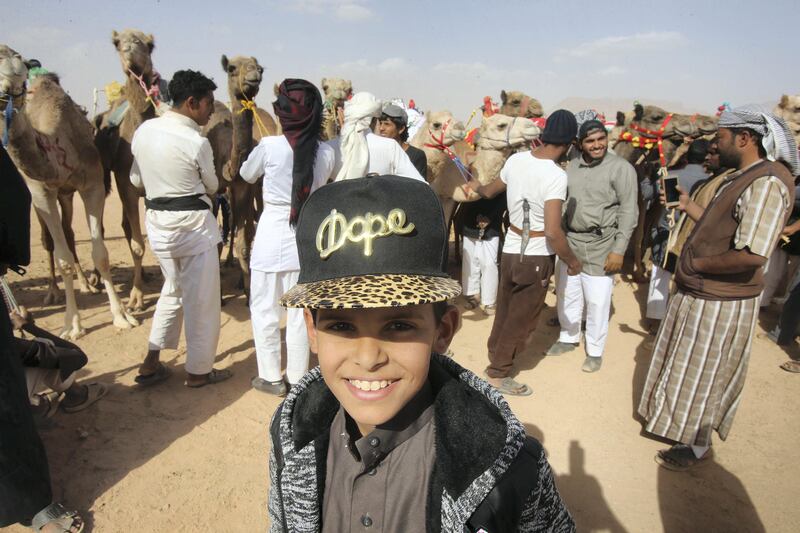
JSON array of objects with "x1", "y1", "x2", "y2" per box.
[
  {"x1": 168, "y1": 70, "x2": 217, "y2": 107},
  {"x1": 310, "y1": 301, "x2": 450, "y2": 324},
  {"x1": 687, "y1": 138, "x2": 709, "y2": 164},
  {"x1": 381, "y1": 113, "x2": 409, "y2": 142}
]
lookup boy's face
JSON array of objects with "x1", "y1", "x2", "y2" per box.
[{"x1": 305, "y1": 304, "x2": 459, "y2": 435}]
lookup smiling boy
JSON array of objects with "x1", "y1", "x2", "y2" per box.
[{"x1": 268, "y1": 175, "x2": 574, "y2": 532}]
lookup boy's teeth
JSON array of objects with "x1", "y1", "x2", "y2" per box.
[{"x1": 350, "y1": 379, "x2": 391, "y2": 391}]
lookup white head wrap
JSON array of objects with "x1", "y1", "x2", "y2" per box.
[
  {"x1": 335, "y1": 91, "x2": 382, "y2": 181},
  {"x1": 719, "y1": 104, "x2": 800, "y2": 175}
]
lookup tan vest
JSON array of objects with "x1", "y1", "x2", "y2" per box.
[{"x1": 675, "y1": 160, "x2": 795, "y2": 300}]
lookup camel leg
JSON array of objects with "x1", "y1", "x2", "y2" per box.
[
  {"x1": 58, "y1": 193, "x2": 100, "y2": 295},
  {"x1": 79, "y1": 181, "x2": 139, "y2": 329},
  {"x1": 231, "y1": 182, "x2": 255, "y2": 300},
  {"x1": 37, "y1": 210, "x2": 63, "y2": 305},
  {"x1": 118, "y1": 179, "x2": 146, "y2": 312},
  {"x1": 29, "y1": 182, "x2": 85, "y2": 339},
  {"x1": 224, "y1": 189, "x2": 236, "y2": 268}
]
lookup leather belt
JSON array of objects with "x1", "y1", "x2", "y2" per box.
[
  {"x1": 145, "y1": 193, "x2": 210, "y2": 211},
  {"x1": 509, "y1": 224, "x2": 545, "y2": 238}
]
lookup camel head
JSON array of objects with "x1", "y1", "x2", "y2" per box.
[
  {"x1": 499, "y1": 90, "x2": 544, "y2": 118},
  {"x1": 476, "y1": 113, "x2": 540, "y2": 151},
  {"x1": 419, "y1": 110, "x2": 466, "y2": 147},
  {"x1": 321, "y1": 78, "x2": 352, "y2": 105},
  {"x1": 775, "y1": 94, "x2": 800, "y2": 144},
  {"x1": 222, "y1": 55, "x2": 263, "y2": 101},
  {"x1": 0, "y1": 45, "x2": 30, "y2": 100},
  {"x1": 112, "y1": 29, "x2": 155, "y2": 78}
]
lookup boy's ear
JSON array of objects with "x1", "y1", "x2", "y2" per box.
[
  {"x1": 433, "y1": 304, "x2": 461, "y2": 354},
  {"x1": 304, "y1": 309, "x2": 318, "y2": 353}
]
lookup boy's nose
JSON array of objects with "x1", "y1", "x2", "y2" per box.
[{"x1": 352, "y1": 336, "x2": 388, "y2": 371}]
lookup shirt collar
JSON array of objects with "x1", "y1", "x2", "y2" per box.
[
  {"x1": 164, "y1": 109, "x2": 201, "y2": 132},
  {"x1": 340, "y1": 380, "x2": 434, "y2": 471},
  {"x1": 724, "y1": 158, "x2": 765, "y2": 182},
  {"x1": 578, "y1": 152, "x2": 607, "y2": 168}
]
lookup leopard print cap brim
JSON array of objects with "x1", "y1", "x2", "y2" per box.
[{"x1": 279, "y1": 274, "x2": 462, "y2": 309}]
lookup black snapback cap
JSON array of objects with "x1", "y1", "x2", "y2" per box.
[{"x1": 280, "y1": 175, "x2": 461, "y2": 309}]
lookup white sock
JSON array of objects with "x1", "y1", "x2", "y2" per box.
[{"x1": 691, "y1": 444, "x2": 710, "y2": 458}]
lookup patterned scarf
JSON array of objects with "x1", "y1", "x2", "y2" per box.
[
  {"x1": 335, "y1": 92, "x2": 382, "y2": 181},
  {"x1": 273, "y1": 79, "x2": 323, "y2": 225},
  {"x1": 719, "y1": 104, "x2": 799, "y2": 175}
]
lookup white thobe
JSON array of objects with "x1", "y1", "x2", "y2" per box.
[
  {"x1": 327, "y1": 132, "x2": 425, "y2": 181},
  {"x1": 556, "y1": 261, "x2": 614, "y2": 358},
  {"x1": 646, "y1": 264, "x2": 672, "y2": 320},
  {"x1": 131, "y1": 110, "x2": 222, "y2": 374},
  {"x1": 461, "y1": 236, "x2": 500, "y2": 306},
  {"x1": 240, "y1": 136, "x2": 335, "y2": 383}
]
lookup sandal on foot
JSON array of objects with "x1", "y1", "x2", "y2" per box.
[
  {"x1": 186, "y1": 368, "x2": 233, "y2": 388},
  {"x1": 251, "y1": 376, "x2": 287, "y2": 396},
  {"x1": 780, "y1": 360, "x2": 800, "y2": 373},
  {"x1": 483, "y1": 372, "x2": 532, "y2": 396},
  {"x1": 463, "y1": 295, "x2": 480, "y2": 310},
  {"x1": 655, "y1": 444, "x2": 713, "y2": 471},
  {"x1": 134, "y1": 363, "x2": 171, "y2": 387},
  {"x1": 31, "y1": 502, "x2": 84, "y2": 532},
  {"x1": 62, "y1": 383, "x2": 108, "y2": 413},
  {"x1": 32, "y1": 392, "x2": 63, "y2": 419}
]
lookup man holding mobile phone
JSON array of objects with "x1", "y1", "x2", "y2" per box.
[
  {"x1": 546, "y1": 119, "x2": 638, "y2": 373},
  {"x1": 638, "y1": 105, "x2": 799, "y2": 471}
]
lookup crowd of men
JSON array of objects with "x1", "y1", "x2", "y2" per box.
[{"x1": 2, "y1": 66, "x2": 799, "y2": 530}]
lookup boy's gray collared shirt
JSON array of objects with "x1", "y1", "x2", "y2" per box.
[
  {"x1": 563, "y1": 152, "x2": 639, "y2": 276},
  {"x1": 322, "y1": 383, "x2": 435, "y2": 532}
]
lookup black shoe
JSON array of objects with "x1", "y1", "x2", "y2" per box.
[{"x1": 251, "y1": 377, "x2": 287, "y2": 396}]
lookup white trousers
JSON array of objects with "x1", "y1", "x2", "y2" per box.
[
  {"x1": 556, "y1": 261, "x2": 614, "y2": 358},
  {"x1": 461, "y1": 235, "x2": 500, "y2": 306},
  {"x1": 646, "y1": 264, "x2": 672, "y2": 320},
  {"x1": 250, "y1": 269, "x2": 310, "y2": 384},
  {"x1": 761, "y1": 246, "x2": 789, "y2": 307},
  {"x1": 148, "y1": 247, "x2": 221, "y2": 375}
]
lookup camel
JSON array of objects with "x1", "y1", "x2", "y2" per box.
[
  {"x1": 499, "y1": 90, "x2": 544, "y2": 118},
  {"x1": 202, "y1": 54, "x2": 278, "y2": 299},
  {"x1": 612, "y1": 103, "x2": 717, "y2": 282},
  {"x1": 320, "y1": 77, "x2": 352, "y2": 140},
  {"x1": 409, "y1": 110, "x2": 467, "y2": 224},
  {"x1": 774, "y1": 93, "x2": 800, "y2": 145},
  {"x1": 0, "y1": 45, "x2": 138, "y2": 338},
  {"x1": 93, "y1": 29, "x2": 165, "y2": 312}
]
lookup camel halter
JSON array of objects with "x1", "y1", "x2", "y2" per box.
[
  {"x1": 2, "y1": 94, "x2": 15, "y2": 147},
  {"x1": 423, "y1": 118, "x2": 474, "y2": 184},
  {"x1": 237, "y1": 69, "x2": 269, "y2": 138},
  {"x1": 618, "y1": 113, "x2": 674, "y2": 167},
  {"x1": 127, "y1": 68, "x2": 163, "y2": 112}
]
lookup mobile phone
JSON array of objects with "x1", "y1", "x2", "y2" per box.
[{"x1": 662, "y1": 176, "x2": 680, "y2": 208}]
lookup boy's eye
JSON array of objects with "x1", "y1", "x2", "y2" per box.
[
  {"x1": 326, "y1": 322, "x2": 355, "y2": 332},
  {"x1": 386, "y1": 321, "x2": 415, "y2": 332}
]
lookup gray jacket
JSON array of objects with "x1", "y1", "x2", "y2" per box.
[{"x1": 268, "y1": 354, "x2": 575, "y2": 532}]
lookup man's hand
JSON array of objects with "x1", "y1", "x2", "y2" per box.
[
  {"x1": 782, "y1": 220, "x2": 800, "y2": 238},
  {"x1": 567, "y1": 260, "x2": 582, "y2": 276},
  {"x1": 10, "y1": 305, "x2": 32, "y2": 330},
  {"x1": 604, "y1": 252, "x2": 624, "y2": 273},
  {"x1": 465, "y1": 178, "x2": 481, "y2": 195}
]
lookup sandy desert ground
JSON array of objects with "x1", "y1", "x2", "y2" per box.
[{"x1": 4, "y1": 191, "x2": 799, "y2": 533}]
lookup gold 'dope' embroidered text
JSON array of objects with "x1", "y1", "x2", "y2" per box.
[{"x1": 316, "y1": 208, "x2": 415, "y2": 259}]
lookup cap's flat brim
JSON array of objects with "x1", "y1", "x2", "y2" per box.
[{"x1": 280, "y1": 274, "x2": 462, "y2": 309}]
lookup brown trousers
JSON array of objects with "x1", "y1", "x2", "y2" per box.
[{"x1": 486, "y1": 253, "x2": 554, "y2": 378}]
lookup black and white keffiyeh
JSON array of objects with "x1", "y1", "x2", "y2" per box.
[{"x1": 719, "y1": 104, "x2": 800, "y2": 175}]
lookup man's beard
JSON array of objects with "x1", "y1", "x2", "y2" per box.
[{"x1": 718, "y1": 148, "x2": 741, "y2": 170}]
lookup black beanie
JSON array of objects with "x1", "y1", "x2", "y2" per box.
[
  {"x1": 541, "y1": 109, "x2": 578, "y2": 144},
  {"x1": 578, "y1": 119, "x2": 606, "y2": 141}
]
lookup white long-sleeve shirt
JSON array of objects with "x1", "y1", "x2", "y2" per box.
[
  {"x1": 240, "y1": 135, "x2": 335, "y2": 272},
  {"x1": 131, "y1": 110, "x2": 221, "y2": 258},
  {"x1": 327, "y1": 132, "x2": 425, "y2": 181}
]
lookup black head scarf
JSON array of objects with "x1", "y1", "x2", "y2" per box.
[{"x1": 272, "y1": 79, "x2": 324, "y2": 225}]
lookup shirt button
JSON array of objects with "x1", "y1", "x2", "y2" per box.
[
  {"x1": 368, "y1": 437, "x2": 380, "y2": 447},
  {"x1": 368, "y1": 468, "x2": 377, "y2": 476},
  {"x1": 361, "y1": 514, "x2": 373, "y2": 527}
]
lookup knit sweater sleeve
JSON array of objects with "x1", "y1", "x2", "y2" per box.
[
  {"x1": 518, "y1": 454, "x2": 576, "y2": 532},
  {"x1": 268, "y1": 407, "x2": 286, "y2": 533}
]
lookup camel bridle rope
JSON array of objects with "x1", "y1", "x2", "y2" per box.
[
  {"x1": 237, "y1": 68, "x2": 269, "y2": 138},
  {"x1": 423, "y1": 118, "x2": 474, "y2": 184},
  {"x1": 127, "y1": 67, "x2": 163, "y2": 112}
]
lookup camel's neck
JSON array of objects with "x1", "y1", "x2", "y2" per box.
[
  {"x1": 125, "y1": 72, "x2": 158, "y2": 118},
  {"x1": 472, "y1": 148, "x2": 508, "y2": 185},
  {"x1": 230, "y1": 97, "x2": 254, "y2": 176},
  {"x1": 3, "y1": 104, "x2": 62, "y2": 183}
]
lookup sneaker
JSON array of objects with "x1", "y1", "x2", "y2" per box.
[
  {"x1": 546, "y1": 341, "x2": 579, "y2": 356},
  {"x1": 251, "y1": 376, "x2": 287, "y2": 396},
  {"x1": 581, "y1": 357, "x2": 602, "y2": 373}
]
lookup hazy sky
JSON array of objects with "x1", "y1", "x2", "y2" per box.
[{"x1": 7, "y1": 0, "x2": 798, "y2": 120}]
